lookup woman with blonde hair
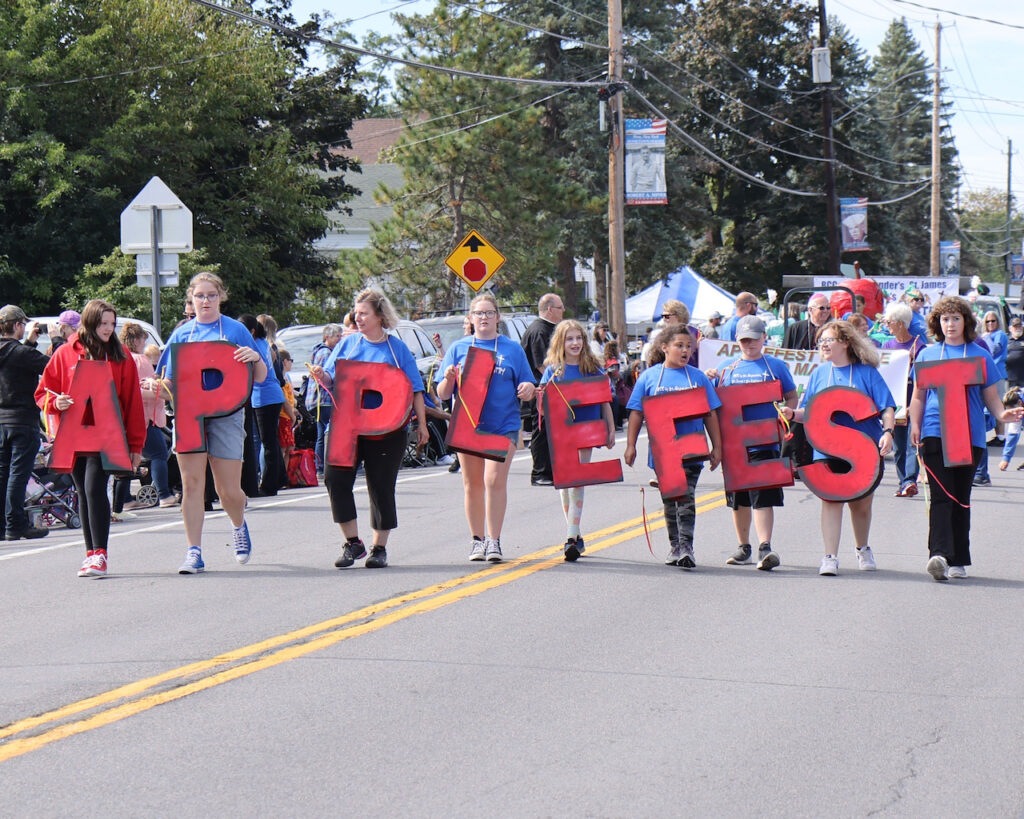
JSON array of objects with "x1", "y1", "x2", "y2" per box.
[
  {"x1": 436, "y1": 293, "x2": 535, "y2": 562},
  {"x1": 156, "y1": 272, "x2": 269, "y2": 573},
  {"x1": 310, "y1": 288, "x2": 428, "y2": 569},
  {"x1": 779, "y1": 320, "x2": 896, "y2": 576},
  {"x1": 538, "y1": 319, "x2": 615, "y2": 560}
]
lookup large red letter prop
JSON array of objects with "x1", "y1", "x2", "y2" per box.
[
  {"x1": 914, "y1": 358, "x2": 985, "y2": 467},
  {"x1": 644, "y1": 388, "x2": 711, "y2": 500},
  {"x1": 326, "y1": 360, "x2": 413, "y2": 468},
  {"x1": 445, "y1": 347, "x2": 510, "y2": 462},
  {"x1": 48, "y1": 360, "x2": 131, "y2": 473},
  {"x1": 716, "y1": 380, "x2": 793, "y2": 493},
  {"x1": 543, "y1": 377, "x2": 623, "y2": 489},
  {"x1": 172, "y1": 341, "x2": 254, "y2": 454},
  {"x1": 799, "y1": 386, "x2": 880, "y2": 502}
]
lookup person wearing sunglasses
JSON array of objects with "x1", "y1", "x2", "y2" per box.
[
  {"x1": 901, "y1": 289, "x2": 930, "y2": 345},
  {"x1": 521, "y1": 293, "x2": 565, "y2": 487},
  {"x1": 782, "y1": 293, "x2": 832, "y2": 351},
  {"x1": 719, "y1": 292, "x2": 759, "y2": 342}
]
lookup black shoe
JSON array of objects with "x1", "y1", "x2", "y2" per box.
[
  {"x1": 6, "y1": 526, "x2": 49, "y2": 541},
  {"x1": 334, "y1": 539, "x2": 367, "y2": 568},
  {"x1": 972, "y1": 475, "x2": 992, "y2": 487},
  {"x1": 563, "y1": 537, "x2": 580, "y2": 562},
  {"x1": 575, "y1": 535, "x2": 586, "y2": 556},
  {"x1": 365, "y1": 546, "x2": 388, "y2": 568},
  {"x1": 448, "y1": 459, "x2": 461, "y2": 473},
  {"x1": 531, "y1": 477, "x2": 554, "y2": 486}
]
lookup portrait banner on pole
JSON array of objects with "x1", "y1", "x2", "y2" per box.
[
  {"x1": 840, "y1": 197, "x2": 870, "y2": 251},
  {"x1": 625, "y1": 118, "x2": 667, "y2": 205},
  {"x1": 939, "y1": 240, "x2": 961, "y2": 277}
]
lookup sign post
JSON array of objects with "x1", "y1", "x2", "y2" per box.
[{"x1": 120, "y1": 177, "x2": 193, "y2": 337}]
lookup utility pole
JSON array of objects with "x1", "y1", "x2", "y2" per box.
[
  {"x1": 607, "y1": 0, "x2": 626, "y2": 344},
  {"x1": 929, "y1": 22, "x2": 941, "y2": 275},
  {"x1": 817, "y1": 0, "x2": 839, "y2": 276},
  {"x1": 1006, "y1": 138, "x2": 1013, "y2": 296}
]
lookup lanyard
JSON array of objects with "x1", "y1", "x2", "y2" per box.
[{"x1": 186, "y1": 317, "x2": 225, "y2": 343}]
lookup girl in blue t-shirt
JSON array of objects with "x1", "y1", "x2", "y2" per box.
[
  {"x1": 538, "y1": 319, "x2": 616, "y2": 561},
  {"x1": 624, "y1": 326, "x2": 722, "y2": 569},
  {"x1": 908, "y1": 297, "x2": 1024, "y2": 581},
  {"x1": 780, "y1": 320, "x2": 895, "y2": 577},
  {"x1": 436, "y1": 293, "x2": 536, "y2": 563}
]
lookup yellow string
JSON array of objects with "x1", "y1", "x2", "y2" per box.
[
  {"x1": 455, "y1": 366, "x2": 478, "y2": 429},
  {"x1": 548, "y1": 379, "x2": 577, "y2": 422}
]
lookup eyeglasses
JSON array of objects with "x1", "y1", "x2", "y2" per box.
[
  {"x1": 471, "y1": 310, "x2": 497, "y2": 318},
  {"x1": 811, "y1": 305, "x2": 830, "y2": 312},
  {"x1": 193, "y1": 293, "x2": 220, "y2": 302},
  {"x1": 910, "y1": 297, "x2": 924, "y2": 302},
  {"x1": 818, "y1": 338, "x2": 842, "y2": 348},
  {"x1": 660, "y1": 314, "x2": 676, "y2": 320},
  {"x1": 985, "y1": 319, "x2": 999, "y2": 324},
  {"x1": 550, "y1": 304, "x2": 565, "y2": 311}
]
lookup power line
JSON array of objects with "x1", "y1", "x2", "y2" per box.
[
  {"x1": 885, "y1": 0, "x2": 1024, "y2": 31},
  {"x1": 448, "y1": 0, "x2": 607, "y2": 50},
  {"x1": 186, "y1": 0, "x2": 609, "y2": 89}
]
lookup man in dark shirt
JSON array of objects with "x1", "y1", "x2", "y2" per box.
[
  {"x1": 521, "y1": 293, "x2": 565, "y2": 486},
  {"x1": 783, "y1": 293, "x2": 832, "y2": 350},
  {"x1": 0, "y1": 305, "x2": 50, "y2": 539}
]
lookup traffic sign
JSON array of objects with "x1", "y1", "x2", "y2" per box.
[
  {"x1": 120, "y1": 176, "x2": 193, "y2": 254},
  {"x1": 135, "y1": 252, "x2": 180, "y2": 288},
  {"x1": 444, "y1": 230, "x2": 506, "y2": 292}
]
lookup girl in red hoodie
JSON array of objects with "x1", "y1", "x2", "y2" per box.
[{"x1": 36, "y1": 300, "x2": 145, "y2": 577}]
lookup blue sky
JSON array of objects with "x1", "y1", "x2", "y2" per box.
[{"x1": 288, "y1": 0, "x2": 1023, "y2": 206}]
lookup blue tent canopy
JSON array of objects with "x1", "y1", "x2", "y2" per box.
[{"x1": 625, "y1": 266, "x2": 738, "y2": 325}]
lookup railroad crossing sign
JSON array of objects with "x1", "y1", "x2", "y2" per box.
[{"x1": 444, "y1": 230, "x2": 506, "y2": 292}]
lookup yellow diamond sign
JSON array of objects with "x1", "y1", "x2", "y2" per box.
[{"x1": 444, "y1": 230, "x2": 506, "y2": 292}]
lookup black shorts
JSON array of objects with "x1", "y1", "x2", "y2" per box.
[{"x1": 725, "y1": 449, "x2": 785, "y2": 509}]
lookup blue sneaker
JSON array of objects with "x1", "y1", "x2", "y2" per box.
[
  {"x1": 178, "y1": 549, "x2": 205, "y2": 574},
  {"x1": 233, "y1": 522, "x2": 252, "y2": 565}
]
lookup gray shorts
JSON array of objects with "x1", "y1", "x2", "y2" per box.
[{"x1": 173, "y1": 408, "x2": 245, "y2": 460}]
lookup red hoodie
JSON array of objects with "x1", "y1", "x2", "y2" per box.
[{"x1": 35, "y1": 336, "x2": 146, "y2": 453}]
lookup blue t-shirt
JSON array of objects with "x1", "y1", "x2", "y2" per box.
[
  {"x1": 719, "y1": 315, "x2": 739, "y2": 342},
  {"x1": 158, "y1": 316, "x2": 263, "y2": 391},
  {"x1": 908, "y1": 312, "x2": 929, "y2": 345},
  {"x1": 324, "y1": 332, "x2": 425, "y2": 409},
  {"x1": 800, "y1": 361, "x2": 896, "y2": 460},
  {"x1": 539, "y1": 364, "x2": 612, "y2": 423},
  {"x1": 915, "y1": 342, "x2": 998, "y2": 449},
  {"x1": 627, "y1": 364, "x2": 721, "y2": 468},
  {"x1": 440, "y1": 335, "x2": 532, "y2": 435},
  {"x1": 716, "y1": 354, "x2": 797, "y2": 452},
  {"x1": 250, "y1": 338, "x2": 285, "y2": 408},
  {"x1": 984, "y1": 330, "x2": 1008, "y2": 379}
]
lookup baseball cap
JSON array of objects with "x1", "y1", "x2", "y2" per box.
[
  {"x1": 605, "y1": 358, "x2": 620, "y2": 369},
  {"x1": 0, "y1": 305, "x2": 27, "y2": 323},
  {"x1": 709, "y1": 311, "x2": 724, "y2": 320},
  {"x1": 735, "y1": 315, "x2": 766, "y2": 340},
  {"x1": 58, "y1": 309, "x2": 81, "y2": 328}
]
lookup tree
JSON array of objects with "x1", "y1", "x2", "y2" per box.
[
  {"x1": 0, "y1": 0, "x2": 365, "y2": 317},
  {"x1": 958, "y1": 188, "x2": 1022, "y2": 283}
]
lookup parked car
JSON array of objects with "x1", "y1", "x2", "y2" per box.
[{"x1": 27, "y1": 316, "x2": 163, "y2": 353}]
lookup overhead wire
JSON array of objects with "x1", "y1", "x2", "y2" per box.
[
  {"x1": 884, "y1": 0, "x2": 1024, "y2": 31},
  {"x1": 447, "y1": 0, "x2": 608, "y2": 50}
]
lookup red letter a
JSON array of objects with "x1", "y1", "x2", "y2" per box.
[{"x1": 48, "y1": 360, "x2": 131, "y2": 473}]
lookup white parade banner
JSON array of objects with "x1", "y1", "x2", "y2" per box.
[{"x1": 811, "y1": 275, "x2": 957, "y2": 316}]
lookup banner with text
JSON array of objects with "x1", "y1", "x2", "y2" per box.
[
  {"x1": 812, "y1": 275, "x2": 958, "y2": 317},
  {"x1": 625, "y1": 119, "x2": 667, "y2": 205}
]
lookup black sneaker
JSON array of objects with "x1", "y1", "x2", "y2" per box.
[
  {"x1": 575, "y1": 535, "x2": 586, "y2": 556},
  {"x1": 365, "y1": 546, "x2": 388, "y2": 568},
  {"x1": 6, "y1": 526, "x2": 49, "y2": 541},
  {"x1": 334, "y1": 539, "x2": 367, "y2": 568},
  {"x1": 756, "y1": 542, "x2": 780, "y2": 571},
  {"x1": 726, "y1": 543, "x2": 751, "y2": 565},
  {"x1": 563, "y1": 537, "x2": 580, "y2": 562}
]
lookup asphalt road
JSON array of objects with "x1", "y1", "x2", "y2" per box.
[{"x1": 1, "y1": 435, "x2": 1022, "y2": 817}]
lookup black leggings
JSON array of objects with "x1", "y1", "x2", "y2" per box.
[
  {"x1": 72, "y1": 456, "x2": 111, "y2": 553},
  {"x1": 254, "y1": 402, "x2": 284, "y2": 495},
  {"x1": 324, "y1": 428, "x2": 406, "y2": 531}
]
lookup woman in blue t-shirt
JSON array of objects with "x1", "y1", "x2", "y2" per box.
[
  {"x1": 436, "y1": 293, "x2": 536, "y2": 563},
  {"x1": 781, "y1": 320, "x2": 895, "y2": 577},
  {"x1": 239, "y1": 314, "x2": 286, "y2": 497},
  {"x1": 538, "y1": 319, "x2": 615, "y2": 561},
  {"x1": 310, "y1": 289, "x2": 428, "y2": 570},
  {"x1": 909, "y1": 296, "x2": 1024, "y2": 581},
  {"x1": 156, "y1": 272, "x2": 268, "y2": 574}
]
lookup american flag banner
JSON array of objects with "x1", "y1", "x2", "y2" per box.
[{"x1": 625, "y1": 118, "x2": 667, "y2": 206}]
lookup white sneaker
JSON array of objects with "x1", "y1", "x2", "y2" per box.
[
  {"x1": 856, "y1": 545, "x2": 877, "y2": 571},
  {"x1": 437, "y1": 454, "x2": 456, "y2": 465},
  {"x1": 948, "y1": 565, "x2": 968, "y2": 579},
  {"x1": 665, "y1": 544, "x2": 683, "y2": 565},
  {"x1": 484, "y1": 537, "x2": 503, "y2": 563},
  {"x1": 926, "y1": 555, "x2": 949, "y2": 582},
  {"x1": 468, "y1": 539, "x2": 486, "y2": 561},
  {"x1": 819, "y1": 555, "x2": 838, "y2": 576},
  {"x1": 677, "y1": 545, "x2": 696, "y2": 569}
]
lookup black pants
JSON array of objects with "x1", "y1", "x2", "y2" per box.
[
  {"x1": 241, "y1": 402, "x2": 260, "y2": 498},
  {"x1": 528, "y1": 407, "x2": 552, "y2": 482},
  {"x1": 324, "y1": 428, "x2": 405, "y2": 531},
  {"x1": 72, "y1": 456, "x2": 111, "y2": 553},
  {"x1": 254, "y1": 402, "x2": 284, "y2": 496},
  {"x1": 921, "y1": 437, "x2": 981, "y2": 566}
]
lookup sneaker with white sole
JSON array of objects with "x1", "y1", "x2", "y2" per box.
[
  {"x1": 726, "y1": 543, "x2": 752, "y2": 565},
  {"x1": 178, "y1": 548, "x2": 205, "y2": 574},
  {"x1": 82, "y1": 550, "x2": 107, "y2": 577},
  {"x1": 926, "y1": 555, "x2": 949, "y2": 582},
  {"x1": 665, "y1": 544, "x2": 683, "y2": 565},
  {"x1": 484, "y1": 537, "x2": 503, "y2": 562},
  {"x1": 77, "y1": 551, "x2": 95, "y2": 578},
  {"x1": 468, "y1": 538, "x2": 486, "y2": 561},
  {"x1": 819, "y1": 555, "x2": 838, "y2": 576},
  {"x1": 948, "y1": 565, "x2": 968, "y2": 579},
  {"x1": 756, "y1": 543, "x2": 780, "y2": 571},
  {"x1": 856, "y1": 545, "x2": 877, "y2": 571},
  {"x1": 677, "y1": 545, "x2": 696, "y2": 569},
  {"x1": 232, "y1": 522, "x2": 252, "y2": 565}
]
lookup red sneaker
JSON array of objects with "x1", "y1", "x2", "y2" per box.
[
  {"x1": 83, "y1": 551, "x2": 107, "y2": 577},
  {"x1": 77, "y1": 551, "x2": 95, "y2": 578},
  {"x1": 903, "y1": 482, "x2": 919, "y2": 497}
]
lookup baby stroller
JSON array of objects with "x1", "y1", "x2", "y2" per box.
[{"x1": 24, "y1": 447, "x2": 81, "y2": 530}]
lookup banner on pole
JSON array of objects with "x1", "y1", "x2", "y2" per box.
[
  {"x1": 625, "y1": 119, "x2": 667, "y2": 205},
  {"x1": 939, "y1": 240, "x2": 961, "y2": 276},
  {"x1": 840, "y1": 197, "x2": 870, "y2": 251}
]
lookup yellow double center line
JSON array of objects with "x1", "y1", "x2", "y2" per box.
[{"x1": 0, "y1": 490, "x2": 726, "y2": 763}]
